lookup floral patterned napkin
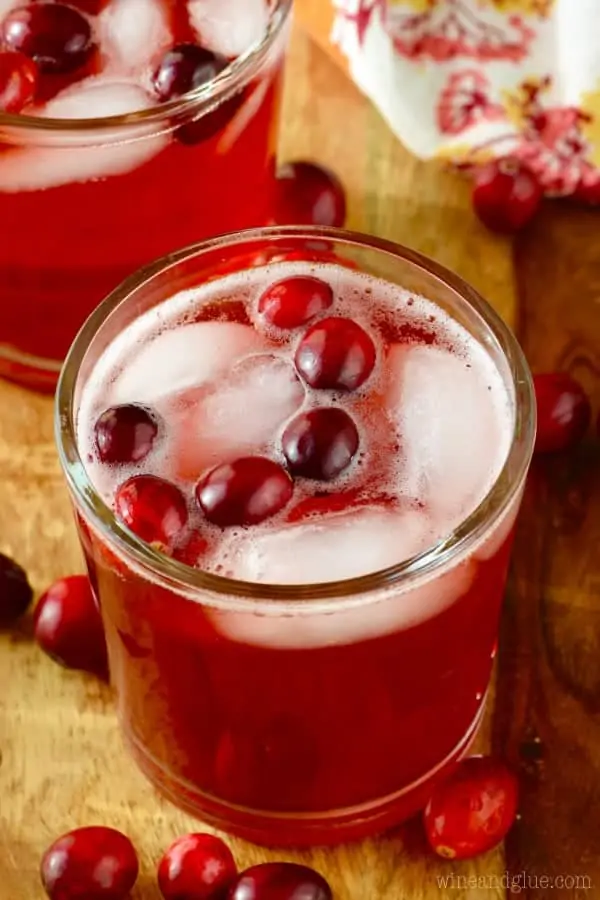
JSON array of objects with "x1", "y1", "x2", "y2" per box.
[{"x1": 295, "y1": 0, "x2": 600, "y2": 200}]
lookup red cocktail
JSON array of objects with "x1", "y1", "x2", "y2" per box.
[
  {"x1": 0, "y1": 0, "x2": 290, "y2": 390},
  {"x1": 56, "y1": 228, "x2": 535, "y2": 846}
]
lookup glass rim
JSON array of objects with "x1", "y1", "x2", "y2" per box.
[
  {"x1": 0, "y1": 0, "x2": 292, "y2": 132},
  {"x1": 56, "y1": 225, "x2": 536, "y2": 606}
]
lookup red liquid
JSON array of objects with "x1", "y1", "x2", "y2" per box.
[
  {"x1": 0, "y1": 0, "x2": 287, "y2": 391},
  {"x1": 81, "y1": 527, "x2": 513, "y2": 845},
  {"x1": 72, "y1": 257, "x2": 521, "y2": 846}
]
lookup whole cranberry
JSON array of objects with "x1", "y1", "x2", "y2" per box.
[
  {"x1": 282, "y1": 407, "x2": 359, "y2": 480},
  {"x1": 273, "y1": 161, "x2": 346, "y2": 227},
  {"x1": 258, "y1": 276, "x2": 334, "y2": 330},
  {"x1": 158, "y1": 833, "x2": 237, "y2": 900},
  {"x1": 0, "y1": 50, "x2": 37, "y2": 112},
  {"x1": 295, "y1": 317, "x2": 376, "y2": 391},
  {"x1": 153, "y1": 43, "x2": 227, "y2": 101},
  {"x1": 114, "y1": 475, "x2": 188, "y2": 547},
  {"x1": 472, "y1": 158, "x2": 542, "y2": 234},
  {"x1": 40, "y1": 826, "x2": 139, "y2": 900},
  {"x1": 227, "y1": 863, "x2": 332, "y2": 900},
  {"x1": 33, "y1": 575, "x2": 108, "y2": 679},
  {"x1": 533, "y1": 372, "x2": 591, "y2": 453},
  {"x1": 424, "y1": 756, "x2": 519, "y2": 859},
  {"x1": 1, "y1": 3, "x2": 94, "y2": 74},
  {"x1": 196, "y1": 457, "x2": 293, "y2": 527},
  {"x1": 94, "y1": 404, "x2": 159, "y2": 464},
  {"x1": 0, "y1": 551, "x2": 33, "y2": 626}
]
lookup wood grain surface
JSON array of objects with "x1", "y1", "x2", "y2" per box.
[{"x1": 1, "y1": 26, "x2": 599, "y2": 900}]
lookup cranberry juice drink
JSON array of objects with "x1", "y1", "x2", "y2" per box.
[
  {"x1": 0, "y1": 0, "x2": 290, "y2": 391},
  {"x1": 57, "y1": 228, "x2": 535, "y2": 846}
]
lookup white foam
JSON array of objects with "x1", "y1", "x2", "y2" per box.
[
  {"x1": 0, "y1": 79, "x2": 168, "y2": 191},
  {"x1": 188, "y1": 0, "x2": 269, "y2": 58},
  {"x1": 169, "y1": 354, "x2": 305, "y2": 480},
  {"x1": 386, "y1": 343, "x2": 511, "y2": 531},
  {"x1": 112, "y1": 321, "x2": 266, "y2": 406},
  {"x1": 99, "y1": 0, "x2": 172, "y2": 78}
]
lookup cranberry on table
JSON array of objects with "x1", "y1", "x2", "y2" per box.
[
  {"x1": 228, "y1": 863, "x2": 332, "y2": 900},
  {"x1": 273, "y1": 161, "x2": 347, "y2": 227},
  {"x1": 472, "y1": 158, "x2": 542, "y2": 234},
  {"x1": 533, "y1": 372, "x2": 591, "y2": 454},
  {"x1": 158, "y1": 833, "x2": 237, "y2": 900},
  {"x1": 114, "y1": 475, "x2": 188, "y2": 547},
  {"x1": 258, "y1": 276, "x2": 334, "y2": 329},
  {"x1": 33, "y1": 575, "x2": 108, "y2": 679},
  {"x1": 424, "y1": 755, "x2": 519, "y2": 860},
  {"x1": 153, "y1": 43, "x2": 227, "y2": 101},
  {"x1": 40, "y1": 826, "x2": 139, "y2": 900},
  {"x1": 282, "y1": 408, "x2": 359, "y2": 481},
  {"x1": 1, "y1": 3, "x2": 94, "y2": 74},
  {"x1": 0, "y1": 552, "x2": 33, "y2": 626},
  {"x1": 0, "y1": 50, "x2": 37, "y2": 112},
  {"x1": 196, "y1": 457, "x2": 293, "y2": 527},
  {"x1": 295, "y1": 317, "x2": 376, "y2": 391},
  {"x1": 94, "y1": 404, "x2": 159, "y2": 464}
]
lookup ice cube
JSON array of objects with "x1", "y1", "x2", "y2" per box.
[
  {"x1": 170, "y1": 354, "x2": 305, "y2": 480},
  {"x1": 112, "y1": 321, "x2": 266, "y2": 406},
  {"x1": 0, "y1": 80, "x2": 167, "y2": 192},
  {"x1": 223, "y1": 506, "x2": 433, "y2": 584},
  {"x1": 208, "y1": 507, "x2": 477, "y2": 648},
  {"x1": 99, "y1": 0, "x2": 172, "y2": 77},
  {"x1": 386, "y1": 344, "x2": 510, "y2": 531},
  {"x1": 188, "y1": 0, "x2": 269, "y2": 59}
]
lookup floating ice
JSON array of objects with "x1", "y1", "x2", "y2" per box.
[
  {"x1": 188, "y1": 0, "x2": 269, "y2": 59},
  {"x1": 0, "y1": 80, "x2": 167, "y2": 192},
  {"x1": 99, "y1": 0, "x2": 172, "y2": 77},
  {"x1": 386, "y1": 344, "x2": 511, "y2": 531},
  {"x1": 170, "y1": 354, "x2": 305, "y2": 480},
  {"x1": 208, "y1": 506, "x2": 477, "y2": 648},
  {"x1": 112, "y1": 321, "x2": 266, "y2": 406}
]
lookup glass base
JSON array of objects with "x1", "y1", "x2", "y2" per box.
[
  {"x1": 0, "y1": 346, "x2": 61, "y2": 393},
  {"x1": 123, "y1": 700, "x2": 485, "y2": 848}
]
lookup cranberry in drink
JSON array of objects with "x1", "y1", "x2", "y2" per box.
[
  {"x1": 57, "y1": 229, "x2": 535, "y2": 846},
  {"x1": 0, "y1": 0, "x2": 290, "y2": 390}
]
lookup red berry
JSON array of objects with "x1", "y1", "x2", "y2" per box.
[
  {"x1": 228, "y1": 863, "x2": 332, "y2": 900},
  {"x1": 157, "y1": 833, "x2": 237, "y2": 900},
  {"x1": 40, "y1": 826, "x2": 139, "y2": 900},
  {"x1": 153, "y1": 43, "x2": 227, "y2": 101},
  {"x1": 273, "y1": 161, "x2": 346, "y2": 227},
  {"x1": 295, "y1": 317, "x2": 376, "y2": 391},
  {"x1": 0, "y1": 50, "x2": 37, "y2": 112},
  {"x1": 472, "y1": 158, "x2": 542, "y2": 234},
  {"x1": 33, "y1": 575, "x2": 108, "y2": 679},
  {"x1": 0, "y1": 552, "x2": 33, "y2": 625},
  {"x1": 533, "y1": 372, "x2": 591, "y2": 453},
  {"x1": 114, "y1": 475, "x2": 188, "y2": 547},
  {"x1": 257, "y1": 276, "x2": 334, "y2": 330},
  {"x1": 282, "y1": 407, "x2": 359, "y2": 480},
  {"x1": 1, "y1": 3, "x2": 94, "y2": 74},
  {"x1": 424, "y1": 756, "x2": 519, "y2": 860},
  {"x1": 196, "y1": 457, "x2": 293, "y2": 527},
  {"x1": 94, "y1": 404, "x2": 159, "y2": 464}
]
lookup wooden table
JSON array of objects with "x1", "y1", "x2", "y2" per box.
[{"x1": 1, "y1": 26, "x2": 599, "y2": 900}]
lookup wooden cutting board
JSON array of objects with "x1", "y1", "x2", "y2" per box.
[{"x1": 1, "y1": 26, "x2": 599, "y2": 900}]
